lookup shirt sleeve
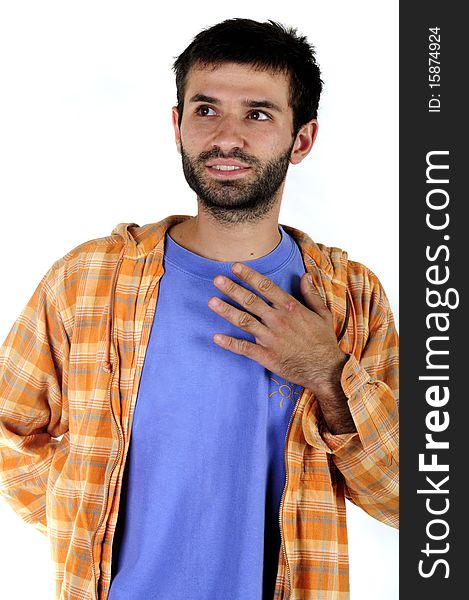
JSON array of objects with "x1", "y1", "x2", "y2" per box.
[
  {"x1": 305, "y1": 268, "x2": 399, "y2": 529},
  {"x1": 0, "y1": 261, "x2": 69, "y2": 536}
]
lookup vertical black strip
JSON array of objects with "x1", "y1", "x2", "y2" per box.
[{"x1": 400, "y1": 3, "x2": 465, "y2": 597}]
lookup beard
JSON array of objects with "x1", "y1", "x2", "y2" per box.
[{"x1": 180, "y1": 142, "x2": 294, "y2": 225}]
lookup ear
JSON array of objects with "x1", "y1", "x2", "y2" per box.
[
  {"x1": 289, "y1": 119, "x2": 319, "y2": 165},
  {"x1": 172, "y1": 106, "x2": 182, "y2": 154}
]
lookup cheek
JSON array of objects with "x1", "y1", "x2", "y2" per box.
[
  {"x1": 181, "y1": 118, "x2": 216, "y2": 144},
  {"x1": 246, "y1": 123, "x2": 293, "y2": 150}
]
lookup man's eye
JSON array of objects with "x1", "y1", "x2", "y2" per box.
[
  {"x1": 248, "y1": 110, "x2": 270, "y2": 121},
  {"x1": 196, "y1": 106, "x2": 216, "y2": 117}
]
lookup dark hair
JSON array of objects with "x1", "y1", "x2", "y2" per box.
[{"x1": 173, "y1": 18, "x2": 323, "y2": 136}]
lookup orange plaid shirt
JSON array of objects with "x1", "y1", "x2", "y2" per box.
[{"x1": 0, "y1": 215, "x2": 399, "y2": 599}]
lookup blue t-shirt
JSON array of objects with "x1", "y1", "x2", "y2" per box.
[{"x1": 108, "y1": 226, "x2": 306, "y2": 600}]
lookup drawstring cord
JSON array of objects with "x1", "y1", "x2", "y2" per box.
[
  {"x1": 102, "y1": 245, "x2": 126, "y2": 372},
  {"x1": 346, "y1": 286, "x2": 358, "y2": 356}
]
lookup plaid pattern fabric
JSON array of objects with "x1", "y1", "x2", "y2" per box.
[{"x1": 0, "y1": 215, "x2": 399, "y2": 599}]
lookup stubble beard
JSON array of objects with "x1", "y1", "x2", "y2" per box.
[{"x1": 180, "y1": 143, "x2": 294, "y2": 225}]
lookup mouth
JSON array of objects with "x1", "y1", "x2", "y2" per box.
[{"x1": 206, "y1": 162, "x2": 251, "y2": 178}]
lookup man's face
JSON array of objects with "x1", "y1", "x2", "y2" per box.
[{"x1": 172, "y1": 62, "x2": 310, "y2": 224}]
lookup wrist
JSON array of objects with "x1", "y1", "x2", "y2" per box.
[
  {"x1": 306, "y1": 349, "x2": 349, "y2": 398},
  {"x1": 304, "y1": 351, "x2": 356, "y2": 435}
]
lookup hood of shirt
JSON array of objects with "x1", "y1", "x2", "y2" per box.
[{"x1": 102, "y1": 215, "x2": 356, "y2": 372}]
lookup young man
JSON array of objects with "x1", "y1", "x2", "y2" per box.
[{"x1": 0, "y1": 19, "x2": 398, "y2": 600}]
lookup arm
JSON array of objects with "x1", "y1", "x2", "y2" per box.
[
  {"x1": 207, "y1": 261, "x2": 399, "y2": 528},
  {"x1": 312, "y1": 286, "x2": 399, "y2": 528},
  {"x1": 0, "y1": 262, "x2": 69, "y2": 535}
]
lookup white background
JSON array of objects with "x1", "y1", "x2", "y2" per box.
[{"x1": 0, "y1": 1, "x2": 398, "y2": 598}]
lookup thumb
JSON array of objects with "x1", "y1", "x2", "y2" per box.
[{"x1": 300, "y1": 273, "x2": 329, "y2": 316}]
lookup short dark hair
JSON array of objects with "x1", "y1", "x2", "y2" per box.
[{"x1": 173, "y1": 18, "x2": 323, "y2": 136}]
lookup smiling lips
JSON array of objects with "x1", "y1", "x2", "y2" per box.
[
  {"x1": 206, "y1": 159, "x2": 251, "y2": 177},
  {"x1": 212, "y1": 165, "x2": 244, "y2": 171}
]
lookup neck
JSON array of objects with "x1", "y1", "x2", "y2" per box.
[{"x1": 168, "y1": 204, "x2": 282, "y2": 262}]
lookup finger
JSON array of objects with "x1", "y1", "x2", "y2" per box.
[
  {"x1": 212, "y1": 333, "x2": 266, "y2": 363},
  {"x1": 230, "y1": 262, "x2": 294, "y2": 309},
  {"x1": 208, "y1": 297, "x2": 269, "y2": 338},
  {"x1": 300, "y1": 273, "x2": 331, "y2": 318},
  {"x1": 212, "y1": 274, "x2": 272, "y2": 320}
]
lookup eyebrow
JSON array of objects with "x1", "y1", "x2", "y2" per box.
[{"x1": 188, "y1": 94, "x2": 283, "y2": 112}]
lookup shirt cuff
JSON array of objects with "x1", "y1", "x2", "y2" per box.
[{"x1": 311, "y1": 354, "x2": 370, "y2": 453}]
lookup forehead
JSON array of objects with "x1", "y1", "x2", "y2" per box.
[{"x1": 183, "y1": 62, "x2": 291, "y2": 107}]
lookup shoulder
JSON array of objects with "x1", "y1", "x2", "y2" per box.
[
  {"x1": 283, "y1": 222, "x2": 385, "y2": 293},
  {"x1": 35, "y1": 231, "x2": 124, "y2": 331},
  {"x1": 45, "y1": 232, "x2": 122, "y2": 288},
  {"x1": 346, "y1": 259, "x2": 393, "y2": 322},
  {"x1": 41, "y1": 215, "x2": 182, "y2": 306},
  {"x1": 283, "y1": 223, "x2": 393, "y2": 330}
]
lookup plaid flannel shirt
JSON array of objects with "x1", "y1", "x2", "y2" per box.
[{"x1": 0, "y1": 215, "x2": 399, "y2": 599}]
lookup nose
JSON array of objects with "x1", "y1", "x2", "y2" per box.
[{"x1": 210, "y1": 115, "x2": 245, "y2": 153}]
